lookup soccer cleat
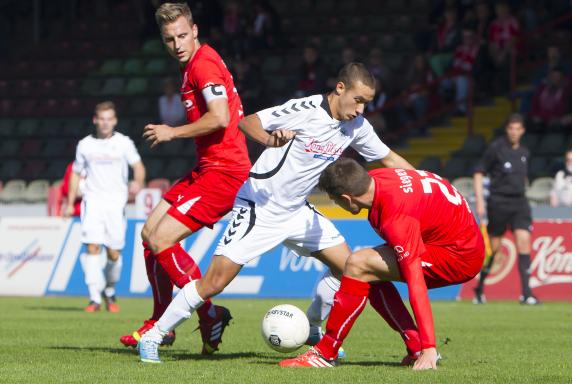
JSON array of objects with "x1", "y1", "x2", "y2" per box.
[
  {"x1": 520, "y1": 295, "x2": 541, "y2": 305},
  {"x1": 198, "y1": 305, "x2": 232, "y2": 355},
  {"x1": 120, "y1": 320, "x2": 176, "y2": 348},
  {"x1": 473, "y1": 288, "x2": 487, "y2": 304},
  {"x1": 401, "y1": 351, "x2": 421, "y2": 366},
  {"x1": 138, "y1": 334, "x2": 162, "y2": 364},
  {"x1": 103, "y1": 295, "x2": 120, "y2": 313},
  {"x1": 306, "y1": 329, "x2": 346, "y2": 359},
  {"x1": 84, "y1": 301, "x2": 101, "y2": 312},
  {"x1": 279, "y1": 347, "x2": 337, "y2": 368}
]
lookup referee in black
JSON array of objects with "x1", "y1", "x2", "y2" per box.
[{"x1": 473, "y1": 113, "x2": 539, "y2": 305}]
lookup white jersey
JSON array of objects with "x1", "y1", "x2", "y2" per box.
[
  {"x1": 73, "y1": 132, "x2": 141, "y2": 206},
  {"x1": 237, "y1": 94, "x2": 390, "y2": 212}
]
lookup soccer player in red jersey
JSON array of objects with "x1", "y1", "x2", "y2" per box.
[
  {"x1": 119, "y1": 3, "x2": 251, "y2": 354},
  {"x1": 281, "y1": 158, "x2": 484, "y2": 370}
]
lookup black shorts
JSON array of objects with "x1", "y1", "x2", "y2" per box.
[{"x1": 486, "y1": 196, "x2": 532, "y2": 236}]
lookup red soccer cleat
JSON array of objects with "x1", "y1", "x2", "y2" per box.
[
  {"x1": 84, "y1": 302, "x2": 101, "y2": 312},
  {"x1": 279, "y1": 348, "x2": 337, "y2": 368},
  {"x1": 104, "y1": 295, "x2": 120, "y2": 313},
  {"x1": 119, "y1": 319, "x2": 176, "y2": 348},
  {"x1": 198, "y1": 305, "x2": 232, "y2": 355}
]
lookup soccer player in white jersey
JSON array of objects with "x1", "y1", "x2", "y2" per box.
[
  {"x1": 138, "y1": 63, "x2": 413, "y2": 363},
  {"x1": 65, "y1": 101, "x2": 146, "y2": 312}
]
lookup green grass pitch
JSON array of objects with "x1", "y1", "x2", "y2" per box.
[{"x1": 1, "y1": 297, "x2": 571, "y2": 383}]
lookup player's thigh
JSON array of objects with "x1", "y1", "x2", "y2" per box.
[
  {"x1": 344, "y1": 245, "x2": 402, "y2": 283},
  {"x1": 214, "y1": 198, "x2": 289, "y2": 265},
  {"x1": 311, "y1": 242, "x2": 351, "y2": 279},
  {"x1": 148, "y1": 213, "x2": 194, "y2": 253},
  {"x1": 141, "y1": 199, "x2": 172, "y2": 242},
  {"x1": 198, "y1": 254, "x2": 243, "y2": 299},
  {"x1": 80, "y1": 199, "x2": 105, "y2": 249}
]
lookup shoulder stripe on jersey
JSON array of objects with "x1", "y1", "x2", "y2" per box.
[
  {"x1": 249, "y1": 139, "x2": 295, "y2": 179},
  {"x1": 270, "y1": 100, "x2": 317, "y2": 118}
]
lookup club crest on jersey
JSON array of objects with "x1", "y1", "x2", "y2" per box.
[{"x1": 184, "y1": 99, "x2": 194, "y2": 109}]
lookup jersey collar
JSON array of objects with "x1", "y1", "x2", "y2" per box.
[{"x1": 320, "y1": 93, "x2": 340, "y2": 124}]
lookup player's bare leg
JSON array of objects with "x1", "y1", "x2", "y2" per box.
[
  {"x1": 474, "y1": 235, "x2": 502, "y2": 304},
  {"x1": 514, "y1": 229, "x2": 538, "y2": 304},
  {"x1": 81, "y1": 244, "x2": 104, "y2": 312},
  {"x1": 103, "y1": 248, "x2": 122, "y2": 312}
]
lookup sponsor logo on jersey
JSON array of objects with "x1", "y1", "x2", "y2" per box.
[
  {"x1": 394, "y1": 169, "x2": 414, "y2": 193},
  {"x1": 304, "y1": 139, "x2": 343, "y2": 161},
  {"x1": 184, "y1": 99, "x2": 194, "y2": 109},
  {"x1": 176, "y1": 196, "x2": 201, "y2": 215},
  {"x1": 394, "y1": 245, "x2": 410, "y2": 262}
]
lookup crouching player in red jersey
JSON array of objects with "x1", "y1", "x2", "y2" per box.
[
  {"x1": 281, "y1": 158, "x2": 484, "y2": 370},
  {"x1": 119, "y1": 3, "x2": 251, "y2": 354}
]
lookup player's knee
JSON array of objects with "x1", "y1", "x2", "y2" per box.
[
  {"x1": 344, "y1": 251, "x2": 368, "y2": 279},
  {"x1": 147, "y1": 229, "x2": 171, "y2": 255},
  {"x1": 87, "y1": 244, "x2": 101, "y2": 254},
  {"x1": 107, "y1": 250, "x2": 120, "y2": 261}
]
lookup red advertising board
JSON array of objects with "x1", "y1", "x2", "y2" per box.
[{"x1": 459, "y1": 220, "x2": 572, "y2": 301}]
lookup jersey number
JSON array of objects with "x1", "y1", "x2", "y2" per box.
[{"x1": 416, "y1": 171, "x2": 471, "y2": 212}]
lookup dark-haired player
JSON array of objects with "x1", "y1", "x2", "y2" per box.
[
  {"x1": 138, "y1": 62, "x2": 414, "y2": 363},
  {"x1": 281, "y1": 158, "x2": 484, "y2": 369}
]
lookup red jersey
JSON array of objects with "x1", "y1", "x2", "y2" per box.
[
  {"x1": 488, "y1": 16, "x2": 519, "y2": 50},
  {"x1": 180, "y1": 44, "x2": 251, "y2": 172},
  {"x1": 61, "y1": 163, "x2": 81, "y2": 216},
  {"x1": 368, "y1": 168, "x2": 482, "y2": 349}
]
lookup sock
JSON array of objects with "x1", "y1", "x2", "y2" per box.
[
  {"x1": 144, "y1": 242, "x2": 174, "y2": 321},
  {"x1": 155, "y1": 243, "x2": 214, "y2": 320},
  {"x1": 315, "y1": 276, "x2": 370, "y2": 360},
  {"x1": 476, "y1": 252, "x2": 496, "y2": 293},
  {"x1": 307, "y1": 270, "x2": 340, "y2": 342},
  {"x1": 80, "y1": 253, "x2": 105, "y2": 304},
  {"x1": 369, "y1": 282, "x2": 421, "y2": 355},
  {"x1": 103, "y1": 255, "x2": 122, "y2": 298},
  {"x1": 153, "y1": 280, "x2": 204, "y2": 341},
  {"x1": 518, "y1": 253, "x2": 532, "y2": 298}
]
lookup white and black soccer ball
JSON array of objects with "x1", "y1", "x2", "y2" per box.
[{"x1": 261, "y1": 304, "x2": 310, "y2": 353}]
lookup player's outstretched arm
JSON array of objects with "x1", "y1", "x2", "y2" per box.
[
  {"x1": 143, "y1": 98, "x2": 230, "y2": 147},
  {"x1": 473, "y1": 171, "x2": 486, "y2": 222},
  {"x1": 63, "y1": 171, "x2": 80, "y2": 218},
  {"x1": 129, "y1": 161, "x2": 146, "y2": 196},
  {"x1": 238, "y1": 114, "x2": 295, "y2": 147},
  {"x1": 379, "y1": 150, "x2": 414, "y2": 170}
]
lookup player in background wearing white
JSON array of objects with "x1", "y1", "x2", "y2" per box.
[
  {"x1": 65, "y1": 101, "x2": 146, "y2": 312},
  {"x1": 138, "y1": 63, "x2": 414, "y2": 363}
]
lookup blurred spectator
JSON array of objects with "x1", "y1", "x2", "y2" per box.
[
  {"x1": 519, "y1": 0, "x2": 548, "y2": 31},
  {"x1": 221, "y1": 1, "x2": 246, "y2": 57},
  {"x1": 250, "y1": 0, "x2": 283, "y2": 50},
  {"x1": 401, "y1": 54, "x2": 437, "y2": 134},
  {"x1": 296, "y1": 45, "x2": 328, "y2": 97},
  {"x1": 234, "y1": 59, "x2": 262, "y2": 113},
  {"x1": 366, "y1": 76, "x2": 389, "y2": 134},
  {"x1": 533, "y1": 44, "x2": 570, "y2": 86},
  {"x1": 488, "y1": 1, "x2": 519, "y2": 91},
  {"x1": 551, "y1": 150, "x2": 572, "y2": 207},
  {"x1": 429, "y1": 6, "x2": 461, "y2": 76},
  {"x1": 450, "y1": 26, "x2": 481, "y2": 114},
  {"x1": 158, "y1": 78, "x2": 186, "y2": 127},
  {"x1": 531, "y1": 67, "x2": 572, "y2": 131},
  {"x1": 367, "y1": 48, "x2": 393, "y2": 93},
  {"x1": 327, "y1": 45, "x2": 360, "y2": 88}
]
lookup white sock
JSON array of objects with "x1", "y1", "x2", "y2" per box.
[
  {"x1": 80, "y1": 253, "x2": 105, "y2": 304},
  {"x1": 103, "y1": 256, "x2": 122, "y2": 297},
  {"x1": 151, "y1": 280, "x2": 204, "y2": 341},
  {"x1": 307, "y1": 270, "x2": 340, "y2": 329}
]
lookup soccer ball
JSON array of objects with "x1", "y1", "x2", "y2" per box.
[{"x1": 261, "y1": 304, "x2": 310, "y2": 353}]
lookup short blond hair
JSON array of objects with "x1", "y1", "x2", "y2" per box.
[
  {"x1": 94, "y1": 101, "x2": 116, "y2": 115},
  {"x1": 155, "y1": 2, "x2": 193, "y2": 29}
]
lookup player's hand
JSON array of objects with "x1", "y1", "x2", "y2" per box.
[
  {"x1": 143, "y1": 124, "x2": 175, "y2": 148},
  {"x1": 129, "y1": 181, "x2": 142, "y2": 196},
  {"x1": 62, "y1": 204, "x2": 75, "y2": 218},
  {"x1": 412, "y1": 348, "x2": 438, "y2": 370},
  {"x1": 266, "y1": 129, "x2": 295, "y2": 147}
]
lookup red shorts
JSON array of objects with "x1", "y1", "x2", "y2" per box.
[
  {"x1": 163, "y1": 168, "x2": 247, "y2": 232},
  {"x1": 421, "y1": 240, "x2": 485, "y2": 289}
]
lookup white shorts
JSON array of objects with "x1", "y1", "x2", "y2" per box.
[
  {"x1": 214, "y1": 197, "x2": 345, "y2": 265},
  {"x1": 80, "y1": 199, "x2": 126, "y2": 250}
]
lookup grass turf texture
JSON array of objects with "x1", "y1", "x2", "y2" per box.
[{"x1": 1, "y1": 297, "x2": 570, "y2": 383}]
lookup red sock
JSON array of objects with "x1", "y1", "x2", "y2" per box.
[
  {"x1": 154, "y1": 243, "x2": 213, "y2": 319},
  {"x1": 143, "y1": 242, "x2": 174, "y2": 321},
  {"x1": 315, "y1": 276, "x2": 370, "y2": 360},
  {"x1": 369, "y1": 282, "x2": 421, "y2": 356}
]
